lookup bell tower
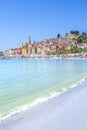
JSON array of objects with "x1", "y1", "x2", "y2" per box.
[{"x1": 28, "y1": 36, "x2": 31, "y2": 55}]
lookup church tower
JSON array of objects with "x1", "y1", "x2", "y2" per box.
[{"x1": 28, "y1": 36, "x2": 31, "y2": 56}]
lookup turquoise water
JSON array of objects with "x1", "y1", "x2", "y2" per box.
[{"x1": 0, "y1": 59, "x2": 87, "y2": 120}]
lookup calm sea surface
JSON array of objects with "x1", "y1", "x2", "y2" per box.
[{"x1": 0, "y1": 59, "x2": 87, "y2": 120}]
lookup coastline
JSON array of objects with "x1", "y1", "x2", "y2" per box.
[
  {"x1": 0, "y1": 76, "x2": 86, "y2": 123},
  {"x1": 1, "y1": 53, "x2": 87, "y2": 60},
  {"x1": 0, "y1": 78, "x2": 87, "y2": 130}
]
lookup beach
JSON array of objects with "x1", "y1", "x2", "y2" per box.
[
  {"x1": 0, "y1": 0, "x2": 87, "y2": 129},
  {"x1": 0, "y1": 79, "x2": 87, "y2": 130}
]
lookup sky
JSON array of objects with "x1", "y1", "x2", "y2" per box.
[{"x1": 0, "y1": 0, "x2": 87, "y2": 51}]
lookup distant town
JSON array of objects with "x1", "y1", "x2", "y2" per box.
[{"x1": 0, "y1": 31, "x2": 87, "y2": 59}]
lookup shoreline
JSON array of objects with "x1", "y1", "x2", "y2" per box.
[
  {"x1": 0, "y1": 58, "x2": 87, "y2": 124},
  {"x1": 0, "y1": 76, "x2": 86, "y2": 123},
  {"x1": 0, "y1": 77, "x2": 87, "y2": 130},
  {"x1": 1, "y1": 53, "x2": 87, "y2": 60},
  {"x1": 0, "y1": 57, "x2": 87, "y2": 61}
]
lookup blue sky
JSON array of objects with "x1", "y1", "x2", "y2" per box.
[{"x1": 0, "y1": 0, "x2": 87, "y2": 51}]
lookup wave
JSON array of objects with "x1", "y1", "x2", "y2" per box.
[{"x1": 0, "y1": 77, "x2": 87, "y2": 123}]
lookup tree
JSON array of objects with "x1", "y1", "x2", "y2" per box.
[
  {"x1": 71, "y1": 46, "x2": 83, "y2": 53},
  {"x1": 57, "y1": 34, "x2": 60, "y2": 38},
  {"x1": 70, "y1": 31, "x2": 79, "y2": 35},
  {"x1": 77, "y1": 37, "x2": 83, "y2": 43},
  {"x1": 66, "y1": 33, "x2": 68, "y2": 36},
  {"x1": 82, "y1": 32, "x2": 86, "y2": 36},
  {"x1": 77, "y1": 32, "x2": 87, "y2": 43}
]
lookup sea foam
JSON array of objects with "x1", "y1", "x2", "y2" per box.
[{"x1": 0, "y1": 77, "x2": 87, "y2": 123}]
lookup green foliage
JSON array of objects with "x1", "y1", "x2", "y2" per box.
[
  {"x1": 70, "y1": 30, "x2": 79, "y2": 35},
  {"x1": 56, "y1": 50, "x2": 65, "y2": 54},
  {"x1": 65, "y1": 49, "x2": 71, "y2": 54},
  {"x1": 57, "y1": 34, "x2": 60, "y2": 38},
  {"x1": 82, "y1": 32, "x2": 87, "y2": 36},
  {"x1": 77, "y1": 33, "x2": 87, "y2": 43},
  {"x1": 66, "y1": 33, "x2": 68, "y2": 36},
  {"x1": 83, "y1": 47, "x2": 87, "y2": 53},
  {"x1": 56, "y1": 46, "x2": 87, "y2": 54},
  {"x1": 71, "y1": 46, "x2": 83, "y2": 53}
]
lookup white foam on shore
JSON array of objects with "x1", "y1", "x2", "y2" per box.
[{"x1": 0, "y1": 77, "x2": 87, "y2": 123}]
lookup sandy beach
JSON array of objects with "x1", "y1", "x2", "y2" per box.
[
  {"x1": 0, "y1": 0, "x2": 87, "y2": 129},
  {"x1": 0, "y1": 80, "x2": 87, "y2": 130}
]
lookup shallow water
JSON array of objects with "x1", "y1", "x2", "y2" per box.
[{"x1": 0, "y1": 59, "x2": 87, "y2": 120}]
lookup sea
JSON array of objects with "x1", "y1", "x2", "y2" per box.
[{"x1": 0, "y1": 58, "x2": 87, "y2": 122}]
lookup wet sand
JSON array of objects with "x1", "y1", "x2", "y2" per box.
[{"x1": 0, "y1": 80, "x2": 87, "y2": 130}]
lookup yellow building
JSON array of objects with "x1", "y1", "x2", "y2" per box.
[
  {"x1": 21, "y1": 48, "x2": 28, "y2": 55},
  {"x1": 19, "y1": 43, "x2": 28, "y2": 55},
  {"x1": 46, "y1": 47, "x2": 51, "y2": 54},
  {"x1": 37, "y1": 47, "x2": 42, "y2": 54},
  {"x1": 20, "y1": 43, "x2": 25, "y2": 48}
]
